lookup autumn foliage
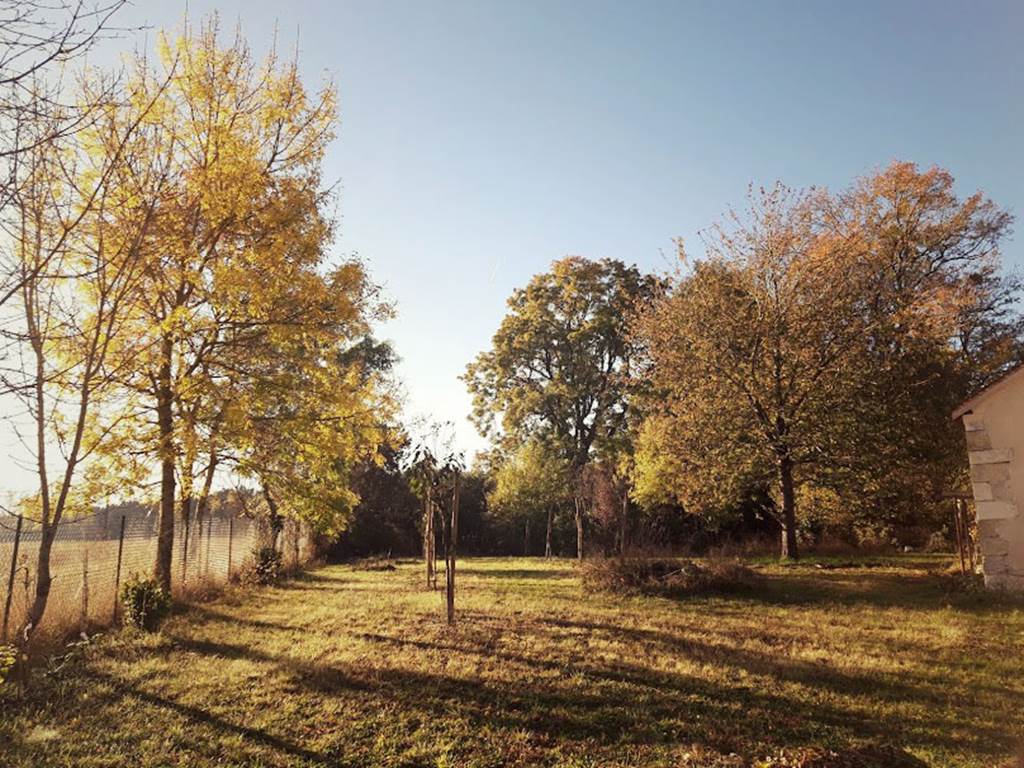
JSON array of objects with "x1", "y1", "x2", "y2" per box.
[{"x1": 631, "y1": 164, "x2": 1017, "y2": 558}]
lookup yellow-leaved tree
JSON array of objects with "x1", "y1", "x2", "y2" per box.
[{"x1": 97, "y1": 18, "x2": 342, "y2": 589}]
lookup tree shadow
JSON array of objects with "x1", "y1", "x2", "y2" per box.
[
  {"x1": 150, "y1": 627, "x2": 1015, "y2": 761},
  {"x1": 700, "y1": 567, "x2": 1024, "y2": 616},
  {"x1": 456, "y1": 566, "x2": 576, "y2": 580},
  {"x1": 11, "y1": 560, "x2": 1022, "y2": 767},
  {"x1": 82, "y1": 668, "x2": 330, "y2": 765}
]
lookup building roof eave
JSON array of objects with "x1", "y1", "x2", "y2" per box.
[{"x1": 952, "y1": 363, "x2": 1024, "y2": 421}]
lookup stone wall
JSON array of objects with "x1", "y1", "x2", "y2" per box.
[{"x1": 963, "y1": 413, "x2": 1024, "y2": 589}]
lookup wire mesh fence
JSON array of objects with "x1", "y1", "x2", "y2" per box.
[{"x1": 0, "y1": 508, "x2": 316, "y2": 645}]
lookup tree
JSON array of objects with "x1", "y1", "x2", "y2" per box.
[
  {"x1": 488, "y1": 440, "x2": 569, "y2": 557},
  {"x1": 818, "y1": 162, "x2": 1019, "y2": 542},
  {"x1": 0, "y1": 72, "x2": 166, "y2": 643},
  {"x1": 409, "y1": 440, "x2": 464, "y2": 624},
  {"x1": 227, "y1": 263, "x2": 394, "y2": 551},
  {"x1": 0, "y1": 1, "x2": 131, "y2": 305},
  {"x1": 464, "y1": 256, "x2": 656, "y2": 559},
  {"x1": 633, "y1": 185, "x2": 876, "y2": 559},
  {"x1": 634, "y1": 165, "x2": 1018, "y2": 558},
  {"x1": 336, "y1": 440, "x2": 422, "y2": 559},
  {"x1": 99, "y1": 18, "x2": 339, "y2": 590},
  {"x1": 579, "y1": 461, "x2": 632, "y2": 556}
]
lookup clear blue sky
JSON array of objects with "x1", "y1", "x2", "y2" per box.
[
  {"x1": 4, "y1": 1, "x2": 1022, "y2": 491},
  {"x1": 111, "y1": 0, "x2": 1024, "y2": 459}
]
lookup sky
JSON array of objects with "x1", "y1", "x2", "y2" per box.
[{"x1": 3, "y1": 0, "x2": 1023, "y2": 493}]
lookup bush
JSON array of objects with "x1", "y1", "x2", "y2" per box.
[
  {"x1": 0, "y1": 644, "x2": 16, "y2": 685},
  {"x1": 581, "y1": 555, "x2": 760, "y2": 597},
  {"x1": 120, "y1": 574, "x2": 170, "y2": 631},
  {"x1": 924, "y1": 530, "x2": 951, "y2": 553},
  {"x1": 251, "y1": 546, "x2": 283, "y2": 584},
  {"x1": 353, "y1": 555, "x2": 396, "y2": 571}
]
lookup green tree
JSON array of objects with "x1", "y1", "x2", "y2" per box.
[
  {"x1": 489, "y1": 441, "x2": 569, "y2": 557},
  {"x1": 464, "y1": 256, "x2": 656, "y2": 558}
]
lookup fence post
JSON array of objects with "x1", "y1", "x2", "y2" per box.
[
  {"x1": 80, "y1": 549, "x2": 90, "y2": 634},
  {"x1": 227, "y1": 517, "x2": 234, "y2": 580},
  {"x1": 112, "y1": 515, "x2": 126, "y2": 623},
  {"x1": 2, "y1": 515, "x2": 24, "y2": 642},
  {"x1": 205, "y1": 517, "x2": 213, "y2": 577},
  {"x1": 181, "y1": 509, "x2": 190, "y2": 585}
]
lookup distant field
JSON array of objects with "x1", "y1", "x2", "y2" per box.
[{"x1": 2, "y1": 555, "x2": 1023, "y2": 767}]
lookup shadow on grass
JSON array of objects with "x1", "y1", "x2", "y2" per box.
[
  {"x1": 84, "y1": 668, "x2": 330, "y2": 765},
  {"x1": 456, "y1": 566, "x2": 576, "y2": 580},
  {"x1": 9, "y1": 559, "x2": 1022, "y2": 767},
  {"x1": 173, "y1": 568, "x2": 1021, "y2": 759},
  {"x1": 139, "y1": 624, "x2": 1016, "y2": 763},
  {"x1": 733, "y1": 569, "x2": 1024, "y2": 615}
]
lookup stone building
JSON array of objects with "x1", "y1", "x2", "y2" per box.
[{"x1": 953, "y1": 365, "x2": 1024, "y2": 590}]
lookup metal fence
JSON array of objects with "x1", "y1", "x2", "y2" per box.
[{"x1": 0, "y1": 508, "x2": 316, "y2": 644}]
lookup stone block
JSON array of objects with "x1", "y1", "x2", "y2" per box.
[
  {"x1": 975, "y1": 500, "x2": 1017, "y2": 520},
  {"x1": 980, "y1": 536, "x2": 1010, "y2": 557},
  {"x1": 972, "y1": 482, "x2": 994, "y2": 501},
  {"x1": 969, "y1": 448, "x2": 1014, "y2": 465},
  {"x1": 962, "y1": 413, "x2": 985, "y2": 432},
  {"x1": 978, "y1": 518, "x2": 1012, "y2": 539},
  {"x1": 984, "y1": 571, "x2": 1024, "y2": 591},
  {"x1": 984, "y1": 554, "x2": 1009, "y2": 575},
  {"x1": 966, "y1": 430, "x2": 993, "y2": 451},
  {"x1": 970, "y1": 462, "x2": 1011, "y2": 483}
]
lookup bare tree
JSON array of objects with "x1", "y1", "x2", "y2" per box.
[
  {"x1": 0, "y1": 72, "x2": 169, "y2": 648},
  {"x1": 0, "y1": 2, "x2": 132, "y2": 310}
]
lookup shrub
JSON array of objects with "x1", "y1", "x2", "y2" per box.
[
  {"x1": 924, "y1": 530, "x2": 951, "y2": 553},
  {"x1": 0, "y1": 644, "x2": 16, "y2": 685},
  {"x1": 120, "y1": 574, "x2": 170, "y2": 631},
  {"x1": 251, "y1": 546, "x2": 283, "y2": 584},
  {"x1": 581, "y1": 555, "x2": 760, "y2": 597},
  {"x1": 353, "y1": 554, "x2": 396, "y2": 571}
]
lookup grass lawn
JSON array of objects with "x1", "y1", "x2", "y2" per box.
[{"x1": 1, "y1": 556, "x2": 1022, "y2": 767}]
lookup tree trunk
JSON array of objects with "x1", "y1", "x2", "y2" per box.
[
  {"x1": 620, "y1": 490, "x2": 629, "y2": 556},
  {"x1": 180, "y1": 496, "x2": 192, "y2": 583},
  {"x1": 183, "y1": 451, "x2": 218, "y2": 581},
  {"x1": 261, "y1": 484, "x2": 282, "y2": 552},
  {"x1": 778, "y1": 455, "x2": 798, "y2": 561},
  {"x1": 446, "y1": 473, "x2": 460, "y2": 625},
  {"x1": 440, "y1": 507, "x2": 451, "y2": 620},
  {"x1": 545, "y1": 507, "x2": 553, "y2": 558},
  {"x1": 424, "y1": 488, "x2": 435, "y2": 589},
  {"x1": 574, "y1": 495, "x2": 584, "y2": 560},
  {"x1": 23, "y1": 525, "x2": 56, "y2": 640},
  {"x1": 195, "y1": 452, "x2": 218, "y2": 523},
  {"x1": 23, "y1": 302, "x2": 54, "y2": 640},
  {"x1": 524, "y1": 518, "x2": 530, "y2": 556},
  {"x1": 154, "y1": 335, "x2": 176, "y2": 592}
]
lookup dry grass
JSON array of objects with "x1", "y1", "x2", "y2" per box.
[
  {"x1": 1, "y1": 555, "x2": 1022, "y2": 767},
  {"x1": 0, "y1": 539, "x2": 155, "y2": 640},
  {"x1": 0, "y1": 517, "x2": 286, "y2": 644}
]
